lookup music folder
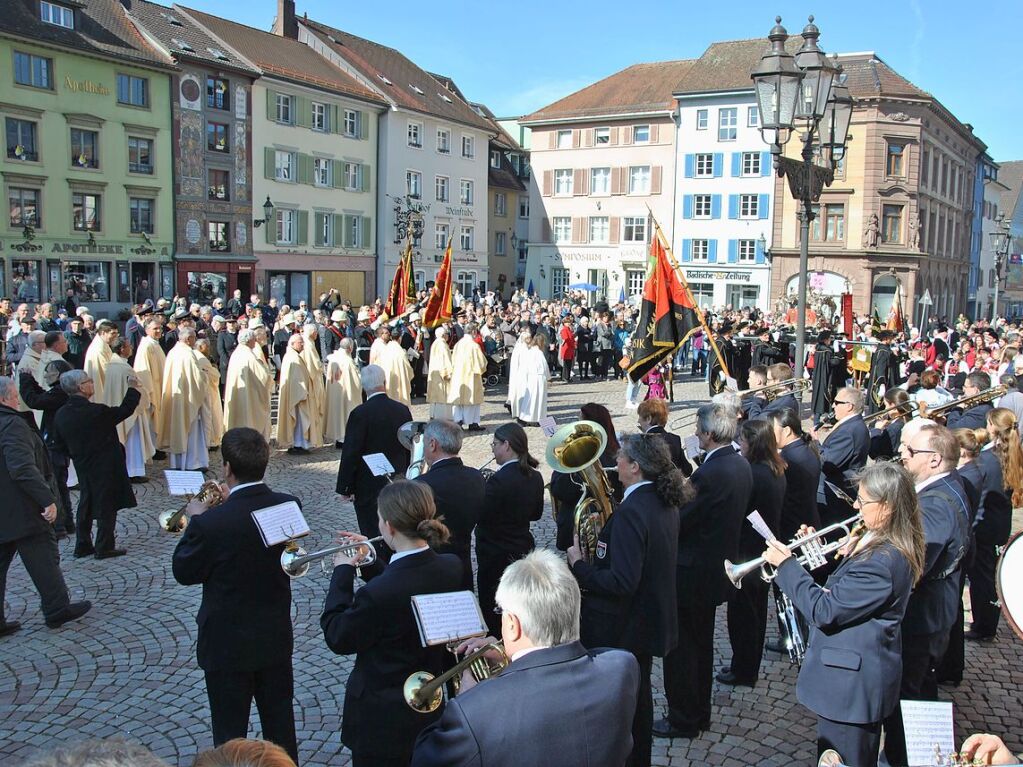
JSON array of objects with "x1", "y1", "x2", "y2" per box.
[{"x1": 411, "y1": 591, "x2": 488, "y2": 648}]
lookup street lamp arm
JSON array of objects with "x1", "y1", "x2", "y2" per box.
[{"x1": 775, "y1": 155, "x2": 835, "y2": 206}]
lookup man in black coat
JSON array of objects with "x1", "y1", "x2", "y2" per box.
[
  {"x1": 52, "y1": 370, "x2": 140, "y2": 559},
  {"x1": 867, "y1": 331, "x2": 900, "y2": 413},
  {"x1": 415, "y1": 419, "x2": 485, "y2": 589},
  {"x1": 815, "y1": 387, "x2": 870, "y2": 526},
  {"x1": 751, "y1": 327, "x2": 784, "y2": 367},
  {"x1": 656, "y1": 403, "x2": 752, "y2": 739},
  {"x1": 0, "y1": 376, "x2": 91, "y2": 636},
  {"x1": 945, "y1": 371, "x2": 994, "y2": 429},
  {"x1": 19, "y1": 363, "x2": 74, "y2": 537},
  {"x1": 967, "y1": 444, "x2": 1012, "y2": 639},
  {"x1": 413, "y1": 550, "x2": 639, "y2": 767},
  {"x1": 172, "y1": 428, "x2": 299, "y2": 763},
  {"x1": 216, "y1": 317, "x2": 238, "y2": 397},
  {"x1": 336, "y1": 365, "x2": 412, "y2": 539},
  {"x1": 809, "y1": 331, "x2": 846, "y2": 423}
]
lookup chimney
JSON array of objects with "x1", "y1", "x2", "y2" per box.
[{"x1": 275, "y1": 0, "x2": 297, "y2": 39}]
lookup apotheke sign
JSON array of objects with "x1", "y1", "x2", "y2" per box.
[{"x1": 64, "y1": 76, "x2": 110, "y2": 96}]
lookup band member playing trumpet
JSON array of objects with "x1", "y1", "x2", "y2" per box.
[
  {"x1": 747, "y1": 363, "x2": 801, "y2": 422},
  {"x1": 321, "y1": 481, "x2": 462, "y2": 767},
  {"x1": 171, "y1": 428, "x2": 300, "y2": 764},
  {"x1": 815, "y1": 387, "x2": 869, "y2": 526},
  {"x1": 570, "y1": 435, "x2": 691, "y2": 767},
  {"x1": 412, "y1": 550, "x2": 641, "y2": 767},
  {"x1": 763, "y1": 462, "x2": 924, "y2": 767},
  {"x1": 945, "y1": 371, "x2": 994, "y2": 428}
]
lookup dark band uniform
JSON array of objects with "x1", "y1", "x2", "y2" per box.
[
  {"x1": 412, "y1": 642, "x2": 639, "y2": 767},
  {"x1": 551, "y1": 453, "x2": 619, "y2": 551},
  {"x1": 746, "y1": 392, "x2": 799, "y2": 422},
  {"x1": 868, "y1": 419, "x2": 905, "y2": 460},
  {"x1": 944, "y1": 401, "x2": 993, "y2": 430},
  {"x1": 778, "y1": 438, "x2": 822, "y2": 540},
  {"x1": 321, "y1": 547, "x2": 462, "y2": 767},
  {"x1": 968, "y1": 447, "x2": 1012, "y2": 637},
  {"x1": 172, "y1": 483, "x2": 301, "y2": 763},
  {"x1": 415, "y1": 456, "x2": 485, "y2": 589},
  {"x1": 645, "y1": 425, "x2": 692, "y2": 477},
  {"x1": 816, "y1": 415, "x2": 869, "y2": 526}
]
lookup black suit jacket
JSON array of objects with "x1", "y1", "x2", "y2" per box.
[
  {"x1": 573, "y1": 482, "x2": 680, "y2": 656},
  {"x1": 646, "y1": 425, "x2": 692, "y2": 477},
  {"x1": 737, "y1": 462, "x2": 786, "y2": 559},
  {"x1": 868, "y1": 419, "x2": 905, "y2": 460},
  {"x1": 678, "y1": 445, "x2": 752, "y2": 605},
  {"x1": 975, "y1": 447, "x2": 1012, "y2": 545},
  {"x1": 476, "y1": 463, "x2": 544, "y2": 559},
  {"x1": 172, "y1": 484, "x2": 298, "y2": 672},
  {"x1": 0, "y1": 405, "x2": 57, "y2": 544},
  {"x1": 778, "y1": 439, "x2": 822, "y2": 540},
  {"x1": 321, "y1": 548, "x2": 463, "y2": 759},
  {"x1": 336, "y1": 393, "x2": 412, "y2": 503},
  {"x1": 416, "y1": 457, "x2": 486, "y2": 588},
  {"x1": 817, "y1": 415, "x2": 870, "y2": 525},
  {"x1": 216, "y1": 331, "x2": 238, "y2": 378},
  {"x1": 412, "y1": 642, "x2": 639, "y2": 767},
  {"x1": 774, "y1": 542, "x2": 913, "y2": 724},
  {"x1": 945, "y1": 402, "x2": 993, "y2": 430},
  {"x1": 746, "y1": 392, "x2": 798, "y2": 422}
]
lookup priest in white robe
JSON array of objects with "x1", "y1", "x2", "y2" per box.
[
  {"x1": 84, "y1": 320, "x2": 119, "y2": 393},
  {"x1": 372, "y1": 327, "x2": 414, "y2": 407},
  {"x1": 299, "y1": 324, "x2": 326, "y2": 448},
  {"x1": 276, "y1": 334, "x2": 314, "y2": 454},
  {"x1": 368, "y1": 326, "x2": 389, "y2": 365},
  {"x1": 105, "y1": 338, "x2": 155, "y2": 479},
  {"x1": 506, "y1": 330, "x2": 531, "y2": 419},
  {"x1": 223, "y1": 329, "x2": 274, "y2": 439},
  {"x1": 133, "y1": 319, "x2": 166, "y2": 456},
  {"x1": 449, "y1": 323, "x2": 487, "y2": 431},
  {"x1": 158, "y1": 327, "x2": 208, "y2": 471},
  {"x1": 426, "y1": 326, "x2": 454, "y2": 420},
  {"x1": 516, "y1": 334, "x2": 551, "y2": 426},
  {"x1": 195, "y1": 338, "x2": 225, "y2": 450},
  {"x1": 324, "y1": 337, "x2": 362, "y2": 448}
]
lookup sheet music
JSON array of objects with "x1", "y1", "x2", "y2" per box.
[
  {"x1": 539, "y1": 416, "x2": 558, "y2": 438},
  {"x1": 362, "y1": 453, "x2": 395, "y2": 477},
  {"x1": 725, "y1": 376, "x2": 738, "y2": 392},
  {"x1": 411, "y1": 591, "x2": 487, "y2": 647},
  {"x1": 683, "y1": 434, "x2": 703, "y2": 461},
  {"x1": 251, "y1": 502, "x2": 310, "y2": 547},
  {"x1": 900, "y1": 700, "x2": 954, "y2": 766},
  {"x1": 746, "y1": 511, "x2": 776, "y2": 542},
  {"x1": 164, "y1": 470, "x2": 206, "y2": 496}
]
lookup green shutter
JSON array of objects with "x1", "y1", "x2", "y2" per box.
[
  {"x1": 296, "y1": 96, "x2": 309, "y2": 128},
  {"x1": 265, "y1": 216, "x2": 277, "y2": 245},
  {"x1": 331, "y1": 160, "x2": 344, "y2": 188},
  {"x1": 333, "y1": 214, "x2": 345, "y2": 246},
  {"x1": 362, "y1": 216, "x2": 372, "y2": 250},
  {"x1": 341, "y1": 215, "x2": 353, "y2": 248},
  {"x1": 297, "y1": 153, "x2": 313, "y2": 185},
  {"x1": 264, "y1": 147, "x2": 275, "y2": 179},
  {"x1": 266, "y1": 89, "x2": 275, "y2": 120},
  {"x1": 314, "y1": 213, "x2": 324, "y2": 246},
  {"x1": 296, "y1": 210, "x2": 308, "y2": 245},
  {"x1": 358, "y1": 111, "x2": 368, "y2": 140},
  {"x1": 331, "y1": 104, "x2": 341, "y2": 134},
  {"x1": 360, "y1": 164, "x2": 370, "y2": 193}
]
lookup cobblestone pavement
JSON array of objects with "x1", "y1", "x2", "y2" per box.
[{"x1": 1, "y1": 373, "x2": 1021, "y2": 766}]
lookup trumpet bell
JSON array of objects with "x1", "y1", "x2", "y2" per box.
[
  {"x1": 280, "y1": 545, "x2": 310, "y2": 579},
  {"x1": 398, "y1": 420, "x2": 429, "y2": 451},
  {"x1": 158, "y1": 509, "x2": 188, "y2": 533},
  {"x1": 404, "y1": 671, "x2": 444, "y2": 713}
]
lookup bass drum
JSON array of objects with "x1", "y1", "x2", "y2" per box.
[{"x1": 996, "y1": 531, "x2": 1023, "y2": 642}]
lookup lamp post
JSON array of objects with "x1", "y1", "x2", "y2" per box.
[
  {"x1": 990, "y1": 213, "x2": 1012, "y2": 322},
  {"x1": 751, "y1": 16, "x2": 851, "y2": 384},
  {"x1": 253, "y1": 196, "x2": 274, "y2": 228}
]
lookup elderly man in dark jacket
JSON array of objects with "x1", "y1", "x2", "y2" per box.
[
  {"x1": 0, "y1": 376, "x2": 91, "y2": 636},
  {"x1": 53, "y1": 370, "x2": 141, "y2": 559}
]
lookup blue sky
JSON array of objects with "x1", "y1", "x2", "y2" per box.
[{"x1": 182, "y1": 0, "x2": 1022, "y2": 161}]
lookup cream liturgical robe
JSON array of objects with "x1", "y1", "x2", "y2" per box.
[
  {"x1": 377, "y1": 340, "x2": 413, "y2": 407},
  {"x1": 299, "y1": 343, "x2": 326, "y2": 446},
  {"x1": 15, "y1": 347, "x2": 44, "y2": 415},
  {"x1": 448, "y1": 336, "x2": 486, "y2": 406},
  {"x1": 507, "y1": 338, "x2": 530, "y2": 418},
  {"x1": 276, "y1": 347, "x2": 312, "y2": 449},
  {"x1": 194, "y1": 351, "x2": 225, "y2": 448},
  {"x1": 158, "y1": 342, "x2": 208, "y2": 470},
  {"x1": 223, "y1": 345, "x2": 273, "y2": 439},
  {"x1": 324, "y1": 349, "x2": 361, "y2": 443},
  {"x1": 84, "y1": 334, "x2": 112, "y2": 393},
  {"x1": 133, "y1": 336, "x2": 166, "y2": 444},
  {"x1": 368, "y1": 337, "x2": 387, "y2": 365},
  {"x1": 104, "y1": 356, "x2": 154, "y2": 477},
  {"x1": 426, "y1": 339, "x2": 453, "y2": 414},
  {"x1": 516, "y1": 346, "x2": 550, "y2": 423}
]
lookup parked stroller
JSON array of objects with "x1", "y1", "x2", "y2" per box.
[{"x1": 484, "y1": 348, "x2": 506, "y2": 388}]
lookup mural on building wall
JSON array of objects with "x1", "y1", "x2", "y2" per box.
[
  {"x1": 234, "y1": 122, "x2": 248, "y2": 195},
  {"x1": 179, "y1": 109, "x2": 205, "y2": 198}
]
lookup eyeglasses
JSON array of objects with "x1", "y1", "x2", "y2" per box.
[
  {"x1": 833, "y1": 400, "x2": 852, "y2": 406},
  {"x1": 904, "y1": 445, "x2": 936, "y2": 458},
  {"x1": 853, "y1": 496, "x2": 880, "y2": 509}
]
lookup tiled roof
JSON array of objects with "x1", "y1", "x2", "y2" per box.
[
  {"x1": 300, "y1": 18, "x2": 494, "y2": 132},
  {"x1": 181, "y1": 7, "x2": 385, "y2": 103},
  {"x1": 428, "y1": 72, "x2": 469, "y2": 104},
  {"x1": 489, "y1": 159, "x2": 526, "y2": 192},
  {"x1": 521, "y1": 60, "x2": 694, "y2": 123},
  {"x1": 673, "y1": 39, "x2": 772, "y2": 95},
  {"x1": 836, "y1": 54, "x2": 929, "y2": 100},
  {"x1": 470, "y1": 101, "x2": 521, "y2": 152},
  {"x1": 121, "y1": 0, "x2": 257, "y2": 74},
  {"x1": 997, "y1": 161, "x2": 1023, "y2": 221},
  {"x1": 0, "y1": 0, "x2": 173, "y2": 69}
]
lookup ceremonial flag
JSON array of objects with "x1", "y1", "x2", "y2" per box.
[
  {"x1": 627, "y1": 230, "x2": 702, "y2": 383},
  {"x1": 887, "y1": 289, "x2": 905, "y2": 333},
  {"x1": 422, "y1": 238, "x2": 453, "y2": 328},
  {"x1": 386, "y1": 238, "x2": 416, "y2": 318}
]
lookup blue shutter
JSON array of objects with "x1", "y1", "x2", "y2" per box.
[
  {"x1": 711, "y1": 195, "x2": 722, "y2": 219},
  {"x1": 758, "y1": 194, "x2": 770, "y2": 219},
  {"x1": 682, "y1": 239, "x2": 692, "y2": 261},
  {"x1": 728, "y1": 240, "x2": 738, "y2": 263},
  {"x1": 713, "y1": 153, "x2": 724, "y2": 177},
  {"x1": 731, "y1": 153, "x2": 741, "y2": 177},
  {"x1": 684, "y1": 154, "x2": 695, "y2": 178},
  {"x1": 683, "y1": 195, "x2": 694, "y2": 219},
  {"x1": 708, "y1": 240, "x2": 718, "y2": 263},
  {"x1": 760, "y1": 152, "x2": 771, "y2": 176},
  {"x1": 755, "y1": 238, "x2": 766, "y2": 264},
  {"x1": 728, "y1": 194, "x2": 739, "y2": 219}
]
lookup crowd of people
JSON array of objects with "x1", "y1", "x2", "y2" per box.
[{"x1": 0, "y1": 283, "x2": 1021, "y2": 767}]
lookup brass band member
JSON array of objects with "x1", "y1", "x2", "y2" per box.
[
  {"x1": 570, "y1": 434, "x2": 691, "y2": 767},
  {"x1": 815, "y1": 386, "x2": 869, "y2": 526},
  {"x1": 763, "y1": 462, "x2": 925, "y2": 767},
  {"x1": 321, "y1": 481, "x2": 461, "y2": 767},
  {"x1": 477, "y1": 423, "x2": 544, "y2": 635},
  {"x1": 637, "y1": 398, "x2": 692, "y2": 476},
  {"x1": 748, "y1": 363, "x2": 800, "y2": 422},
  {"x1": 868, "y1": 388, "x2": 911, "y2": 460}
]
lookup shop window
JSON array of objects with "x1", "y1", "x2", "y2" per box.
[
  {"x1": 11, "y1": 259, "x2": 41, "y2": 302},
  {"x1": 64, "y1": 261, "x2": 110, "y2": 302},
  {"x1": 187, "y1": 271, "x2": 227, "y2": 303}
]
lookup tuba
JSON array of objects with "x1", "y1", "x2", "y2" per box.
[
  {"x1": 159, "y1": 480, "x2": 224, "y2": 533},
  {"x1": 398, "y1": 420, "x2": 429, "y2": 479},
  {"x1": 404, "y1": 640, "x2": 508, "y2": 713},
  {"x1": 545, "y1": 421, "x2": 616, "y2": 563}
]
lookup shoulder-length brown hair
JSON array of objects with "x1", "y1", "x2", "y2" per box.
[{"x1": 739, "y1": 419, "x2": 786, "y2": 477}]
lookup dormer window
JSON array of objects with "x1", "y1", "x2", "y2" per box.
[
  {"x1": 172, "y1": 38, "x2": 195, "y2": 52},
  {"x1": 378, "y1": 74, "x2": 393, "y2": 86},
  {"x1": 40, "y1": 1, "x2": 74, "y2": 29},
  {"x1": 437, "y1": 92, "x2": 452, "y2": 103},
  {"x1": 409, "y1": 84, "x2": 424, "y2": 95},
  {"x1": 207, "y1": 47, "x2": 230, "y2": 62},
  {"x1": 160, "y1": 12, "x2": 184, "y2": 26}
]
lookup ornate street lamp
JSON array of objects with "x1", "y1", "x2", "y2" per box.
[
  {"x1": 990, "y1": 213, "x2": 1012, "y2": 321},
  {"x1": 792, "y1": 17, "x2": 837, "y2": 126},
  {"x1": 253, "y1": 196, "x2": 274, "y2": 228},
  {"x1": 751, "y1": 17, "x2": 802, "y2": 153}
]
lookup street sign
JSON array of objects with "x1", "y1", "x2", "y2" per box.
[{"x1": 919, "y1": 289, "x2": 933, "y2": 306}]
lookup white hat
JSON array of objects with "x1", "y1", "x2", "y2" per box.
[
  {"x1": 331, "y1": 309, "x2": 346, "y2": 322},
  {"x1": 357, "y1": 309, "x2": 371, "y2": 322},
  {"x1": 281, "y1": 313, "x2": 296, "y2": 326},
  {"x1": 409, "y1": 312, "x2": 421, "y2": 322},
  {"x1": 249, "y1": 319, "x2": 264, "y2": 329}
]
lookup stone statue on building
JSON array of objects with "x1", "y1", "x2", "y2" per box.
[
  {"x1": 907, "y1": 215, "x2": 920, "y2": 251},
  {"x1": 863, "y1": 213, "x2": 880, "y2": 248}
]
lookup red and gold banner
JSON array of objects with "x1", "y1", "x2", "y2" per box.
[{"x1": 422, "y1": 238, "x2": 453, "y2": 329}]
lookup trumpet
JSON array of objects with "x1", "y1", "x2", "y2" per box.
[
  {"x1": 918, "y1": 385, "x2": 1007, "y2": 421},
  {"x1": 280, "y1": 535, "x2": 384, "y2": 577},
  {"x1": 404, "y1": 640, "x2": 508, "y2": 713},
  {"x1": 736, "y1": 378, "x2": 809, "y2": 401},
  {"x1": 724, "y1": 514, "x2": 865, "y2": 588},
  {"x1": 863, "y1": 399, "x2": 920, "y2": 426},
  {"x1": 159, "y1": 479, "x2": 224, "y2": 533}
]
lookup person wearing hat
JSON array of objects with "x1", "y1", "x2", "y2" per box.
[
  {"x1": 62, "y1": 315, "x2": 88, "y2": 370},
  {"x1": 323, "y1": 309, "x2": 348, "y2": 360},
  {"x1": 751, "y1": 327, "x2": 784, "y2": 368},
  {"x1": 5, "y1": 314, "x2": 35, "y2": 368},
  {"x1": 354, "y1": 308, "x2": 374, "y2": 366}
]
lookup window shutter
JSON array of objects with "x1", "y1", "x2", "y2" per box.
[
  {"x1": 711, "y1": 195, "x2": 722, "y2": 219},
  {"x1": 265, "y1": 217, "x2": 277, "y2": 245},
  {"x1": 727, "y1": 240, "x2": 738, "y2": 263},
  {"x1": 334, "y1": 214, "x2": 346, "y2": 246},
  {"x1": 755, "y1": 238, "x2": 765, "y2": 264},
  {"x1": 573, "y1": 168, "x2": 587, "y2": 196},
  {"x1": 682, "y1": 239, "x2": 692, "y2": 261},
  {"x1": 362, "y1": 217, "x2": 372, "y2": 249},
  {"x1": 761, "y1": 152, "x2": 771, "y2": 176},
  {"x1": 573, "y1": 217, "x2": 588, "y2": 244},
  {"x1": 609, "y1": 216, "x2": 620, "y2": 244},
  {"x1": 713, "y1": 153, "x2": 724, "y2": 178},
  {"x1": 758, "y1": 194, "x2": 770, "y2": 219},
  {"x1": 684, "y1": 154, "x2": 695, "y2": 178},
  {"x1": 264, "y1": 147, "x2": 275, "y2": 180},
  {"x1": 611, "y1": 167, "x2": 625, "y2": 195},
  {"x1": 610, "y1": 126, "x2": 619, "y2": 145},
  {"x1": 541, "y1": 219, "x2": 552, "y2": 243},
  {"x1": 651, "y1": 166, "x2": 662, "y2": 194},
  {"x1": 314, "y1": 213, "x2": 325, "y2": 246},
  {"x1": 361, "y1": 165, "x2": 371, "y2": 193},
  {"x1": 331, "y1": 105, "x2": 340, "y2": 133},
  {"x1": 583, "y1": 129, "x2": 594, "y2": 148},
  {"x1": 331, "y1": 160, "x2": 343, "y2": 188},
  {"x1": 358, "y1": 112, "x2": 368, "y2": 140},
  {"x1": 297, "y1": 154, "x2": 313, "y2": 185},
  {"x1": 682, "y1": 195, "x2": 693, "y2": 219},
  {"x1": 649, "y1": 123, "x2": 659, "y2": 142},
  {"x1": 731, "y1": 153, "x2": 741, "y2": 177},
  {"x1": 622, "y1": 126, "x2": 633, "y2": 145},
  {"x1": 296, "y1": 96, "x2": 309, "y2": 128},
  {"x1": 296, "y1": 210, "x2": 308, "y2": 245},
  {"x1": 572, "y1": 129, "x2": 581, "y2": 148},
  {"x1": 265, "y1": 89, "x2": 275, "y2": 121},
  {"x1": 542, "y1": 170, "x2": 553, "y2": 197},
  {"x1": 708, "y1": 240, "x2": 718, "y2": 263},
  {"x1": 341, "y1": 215, "x2": 353, "y2": 248},
  {"x1": 728, "y1": 195, "x2": 739, "y2": 219}
]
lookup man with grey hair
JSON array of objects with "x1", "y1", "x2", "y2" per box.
[
  {"x1": 656, "y1": 402, "x2": 751, "y2": 740},
  {"x1": 411, "y1": 549, "x2": 639, "y2": 766},
  {"x1": 815, "y1": 385, "x2": 869, "y2": 526},
  {"x1": 324, "y1": 336, "x2": 361, "y2": 449},
  {"x1": 0, "y1": 376, "x2": 91, "y2": 634},
  {"x1": 336, "y1": 364, "x2": 412, "y2": 540},
  {"x1": 449, "y1": 321, "x2": 487, "y2": 431},
  {"x1": 158, "y1": 326, "x2": 209, "y2": 471},
  {"x1": 223, "y1": 328, "x2": 273, "y2": 442},
  {"x1": 416, "y1": 419, "x2": 486, "y2": 588},
  {"x1": 21, "y1": 737, "x2": 167, "y2": 767}
]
